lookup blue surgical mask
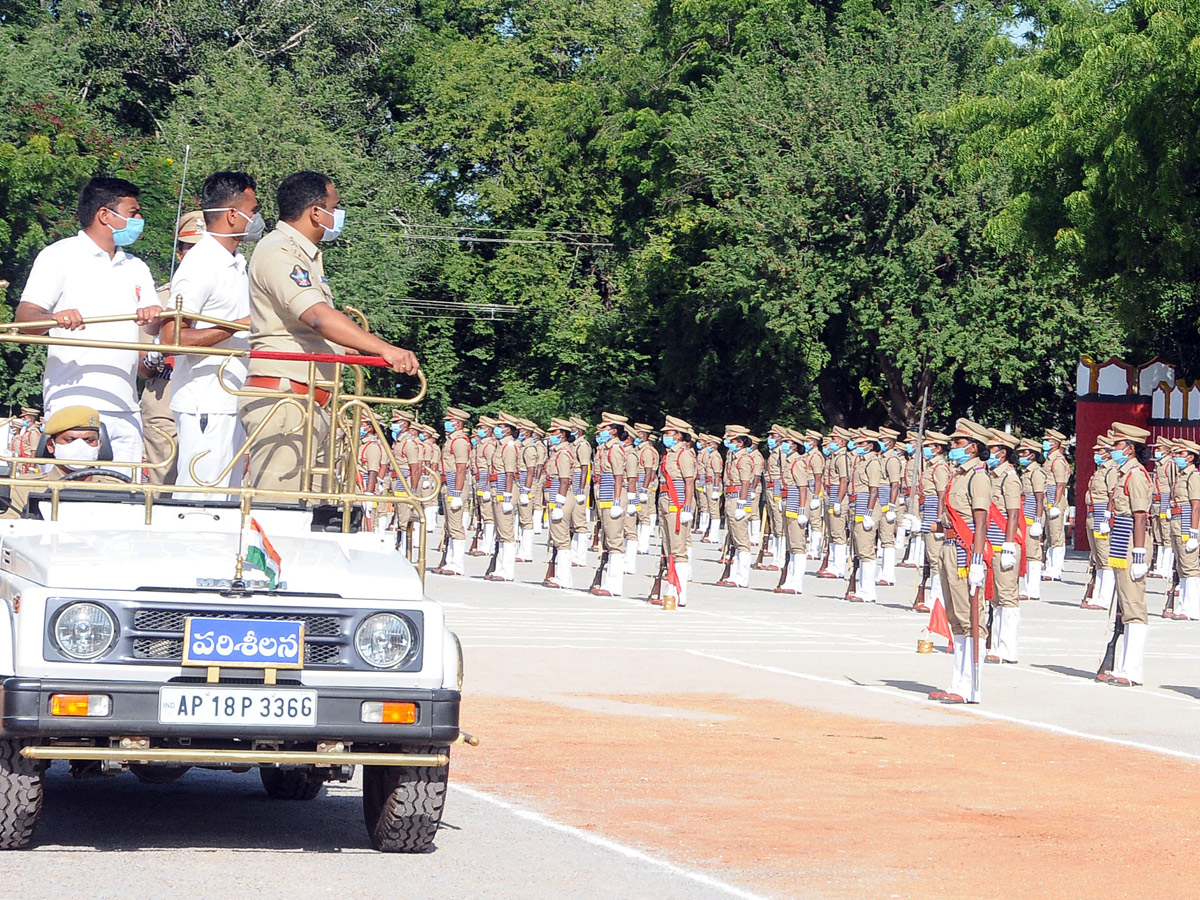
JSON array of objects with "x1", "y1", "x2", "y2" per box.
[
  {"x1": 1093, "y1": 453, "x2": 1105, "y2": 467},
  {"x1": 781, "y1": 443, "x2": 793, "y2": 456},
  {"x1": 359, "y1": 426, "x2": 369, "y2": 438},
  {"x1": 106, "y1": 208, "x2": 145, "y2": 247},
  {"x1": 391, "y1": 424, "x2": 401, "y2": 439},
  {"x1": 855, "y1": 446, "x2": 867, "y2": 457},
  {"x1": 822, "y1": 445, "x2": 832, "y2": 457},
  {"x1": 597, "y1": 429, "x2": 611, "y2": 444},
  {"x1": 633, "y1": 437, "x2": 642, "y2": 447},
  {"x1": 767, "y1": 437, "x2": 778, "y2": 450},
  {"x1": 905, "y1": 443, "x2": 915, "y2": 454},
  {"x1": 476, "y1": 427, "x2": 488, "y2": 439},
  {"x1": 1155, "y1": 450, "x2": 1164, "y2": 461},
  {"x1": 1042, "y1": 439, "x2": 1052, "y2": 455},
  {"x1": 663, "y1": 435, "x2": 677, "y2": 449},
  {"x1": 493, "y1": 426, "x2": 504, "y2": 439},
  {"x1": 922, "y1": 447, "x2": 934, "y2": 461},
  {"x1": 418, "y1": 433, "x2": 427, "y2": 442},
  {"x1": 723, "y1": 439, "x2": 733, "y2": 450},
  {"x1": 846, "y1": 440, "x2": 856, "y2": 451},
  {"x1": 318, "y1": 206, "x2": 346, "y2": 241},
  {"x1": 444, "y1": 420, "x2": 455, "y2": 433},
  {"x1": 803, "y1": 441, "x2": 813, "y2": 453},
  {"x1": 550, "y1": 434, "x2": 562, "y2": 446},
  {"x1": 948, "y1": 446, "x2": 969, "y2": 465},
  {"x1": 1175, "y1": 456, "x2": 1189, "y2": 470},
  {"x1": 1018, "y1": 456, "x2": 1030, "y2": 468},
  {"x1": 986, "y1": 456, "x2": 1000, "y2": 469},
  {"x1": 1110, "y1": 448, "x2": 1128, "y2": 466},
  {"x1": 470, "y1": 436, "x2": 478, "y2": 447}
]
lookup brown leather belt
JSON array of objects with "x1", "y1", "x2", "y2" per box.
[{"x1": 244, "y1": 375, "x2": 331, "y2": 407}]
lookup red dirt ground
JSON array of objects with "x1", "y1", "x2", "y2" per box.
[{"x1": 455, "y1": 692, "x2": 1200, "y2": 899}]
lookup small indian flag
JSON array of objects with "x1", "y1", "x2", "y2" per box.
[{"x1": 245, "y1": 518, "x2": 282, "y2": 589}]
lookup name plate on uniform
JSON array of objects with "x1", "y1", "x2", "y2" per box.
[{"x1": 182, "y1": 617, "x2": 305, "y2": 669}]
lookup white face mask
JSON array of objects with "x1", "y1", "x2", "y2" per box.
[{"x1": 55, "y1": 438, "x2": 101, "y2": 470}]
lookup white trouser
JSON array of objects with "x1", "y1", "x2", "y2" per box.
[
  {"x1": 994, "y1": 607, "x2": 1020, "y2": 663},
  {"x1": 604, "y1": 552, "x2": 625, "y2": 596},
  {"x1": 1115, "y1": 622, "x2": 1148, "y2": 685},
  {"x1": 860, "y1": 561, "x2": 878, "y2": 602},
  {"x1": 95, "y1": 409, "x2": 145, "y2": 475},
  {"x1": 808, "y1": 528, "x2": 823, "y2": 559},
  {"x1": 676, "y1": 562, "x2": 691, "y2": 607},
  {"x1": 520, "y1": 529, "x2": 534, "y2": 561},
  {"x1": 951, "y1": 634, "x2": 982, "y2": 703},
  {"x1": 784, "y1": 552, "x2": 805, "y2": 593},
  {"x1": 625, "y1": 540, "x2": 638, "y2": 573},
  {"x1": 833, "y1": 543, "x2": 848, "y2": 579},
  {"x1": 733, "y1": 550, "x2": 752, "y2": 587},
  {"x1": 637, "y1": 523, "x2": 652, "y2": 554},
  {"x1": 1181, "y1": 577, "x2": 1200, "y2": 620},
  {"x1": 449, "y1": 539, "x2": 466, "y2": 575},
  {"x1": 174, "y1": 411, "x2": 245, "y2": 498},
  {"x1": 1097, "y1": 567, "x2": 1115, "y2": 606},
  {"x1": 572, "y1": 532, "x2": 588, "y2": 567},
  {"x1": 1023, "y1": 560, "x2": 1042, "y2": 599},
  {"x1": 880, "y1": 547, "x2": 896, "y2": 584},
  {"x1": 498, "y1": 542, "x2": 516, "y2": 581}
]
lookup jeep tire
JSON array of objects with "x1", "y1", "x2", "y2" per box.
[
  {"x1": 260, "y1": 767, "x2": 324, "y2": 800},
  {"x1": 0, "y1": 740, "x2": 43, "y2": 849},
  {"x1": 362, "y1": 747, "x2": 449, "y2": 852}
]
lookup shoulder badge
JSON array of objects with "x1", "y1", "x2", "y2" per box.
[{"x1": 290, "y1": 265, "x2": 312, "y2": 287}]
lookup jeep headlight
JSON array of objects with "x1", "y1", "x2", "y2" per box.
[
  {"x1": 354, "y1": 613, "x2": 415, "y2": 669},
  {"x1": 53, "y1": 602, "x2": 118, "y2": 660}
]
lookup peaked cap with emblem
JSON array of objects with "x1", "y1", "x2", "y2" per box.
[
  {"x1": 445, "y1": 407, "x2": 470, "y2": 422},
  {"x1": 987, "y1": 428, "x2": 1019, "y2": 450},
  {"x1": 1044, "y1": 428, "x2": 1068, "y2": 442},
  {"x1": 44, "y1": 405, "x2": 102, "y2": 435},
  {"x1": 923, "y1": 430, "x2": 950, "y2": 446},
  {"x1": 634, "y1": 422, "x2": 654, "y2": 435},
  {"x1": 549, "y1": 417, "x2": 574, "y2": 432},
  {"x1": 724, "y1": 424, "x2": 749, "y2": 436},
  {"x1": 175, "y1": 210, "x2": 205, "y2": 245},
  {"x1": 878, "y1": 426, "x2": 901, "y2": 440},
  {"x1": 599, "y1": 411, "x2": 629, "y2": 426},
  {"x1": 951, "y1": 419, "x2": 991, "y2": 444},
  {"x1": 662, "y1": 415, "x2": 694, "y2": 438},
  {"x1": 1110, "y1": 422, "x2": 1150, "y2": 444}
]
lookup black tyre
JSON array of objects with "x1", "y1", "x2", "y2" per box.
[
  {"x1": 362, "y1": 747, "x2": 449, "y2": 852},
  {"x1": 0, "y1": 740, "x2": 43, "y2": 849},
  {"x1": 130, "y1": 764, "x2": 191, "y2": 785},
  {"x1": 260, "y1": 767, "x2": 324, "y2": 800}
]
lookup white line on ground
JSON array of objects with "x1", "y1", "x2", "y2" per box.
[
  {"x1": 687, "y1": 650, "x2": 1200, "y2": 762},
  {"x1": 451, "y1": 783, "x2": 773, "y2": 900}
]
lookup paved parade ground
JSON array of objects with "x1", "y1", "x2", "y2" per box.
[{"x1": 6, "y1": 537, "x2": 1200, "y2": 898}]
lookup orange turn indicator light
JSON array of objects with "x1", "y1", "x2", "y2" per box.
[
  {"x1": 50, "y1": 694, "x2": 111, "y2": 717},
  {"x1": 381, "y1": 702, "x2": 417, "y2": 724}
]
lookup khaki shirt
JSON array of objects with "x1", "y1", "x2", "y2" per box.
[
  {"x1": 246, "y1": 222, "x2": 341, "y2": 384},
  {"x1": 2, "y1": 468, "x2": 125, "y2": 519},
  {"x1": 661, "y1": 444, "x2": 696, "y2": 490},
  {"x1": 1047, "y1": 451, "x2": 1071, "y2": 509},
  {"x1": 548, "y1": 444, "x2": 574, "y2": 485},
  {"x1": 1112, "y1": 457, "x2": 1151, "y2": 517},
  {"x1": 852, "y1": 454, "x2": 884, "y2": 497},
  {"x1": 441, "y1": 432, "x2": 470, "y2": 494},
  {"x1": 947, "y1": 458, "x2": 992, "y2": 531},
  {"x1": 990, "y1": 461, "x2": 1022, "y2": 529}
]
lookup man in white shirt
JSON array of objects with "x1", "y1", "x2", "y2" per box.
[
  {"x1": 160, "y1": 172, "x2": 260, "y2": 498},
  {"x1": 15, "y1": 177, "x2": 163, "y2": 468}
]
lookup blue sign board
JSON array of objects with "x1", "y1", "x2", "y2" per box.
[{"x1": 182, "y1": 617, "x2": 305, "y2": 669}]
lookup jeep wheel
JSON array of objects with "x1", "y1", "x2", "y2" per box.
[
  {"x1": 130, "y1": 764, "x2": 191, "y2": 785},
  {"x1": 260, "y1": 767, "x2": 324, "y2": 800},
  {"x1": 362, "y1": 748, "x2": 449, "y2": 852},
  {"x1": 0, "y1": 740, "x2": 43, "y2": 849}
]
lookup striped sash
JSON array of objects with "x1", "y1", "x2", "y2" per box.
[
  {"x1": 878, "y1": 484, "x2": 892, "y2": 506},
  {"x1": 920, "y1": 493, "x2": 938, "y2": 533},
  {"x1": 1108, "y1": 515, "x2": 1133, "y2": 568}
]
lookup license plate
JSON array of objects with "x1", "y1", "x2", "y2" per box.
[
  {"x1": 159, "y1": 687, "x2": 317, "y2": 726},
  {"x1": 182, "y1": 617, "x2": 305, "y2": 669}
]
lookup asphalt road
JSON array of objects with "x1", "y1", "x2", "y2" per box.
[{"x1": 4, "y1": 530, "x2": 1198, "y2": 898}]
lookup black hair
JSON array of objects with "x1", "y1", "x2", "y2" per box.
[
  {"x1": 974, "y1": 441, "x2": 991, "y2": 462},
  {"x1": 993, "y1": 445, "x2": 1017, "y2": 465},
  {"x1": 201, "y1": 171, "x2": 257, "y2": 226},
  {"x1": 77, "y1": 176, "x2": 140, "y2": 226},
  {"x1": 1134, "y1": 442, "x2": 1152, "y2": 465},
  {"x1": 277, "y1": 171, "x2": 333, "y2": 221},
  {"x1": 610, "y1": 423, "x2": 627, "y2": 441}
]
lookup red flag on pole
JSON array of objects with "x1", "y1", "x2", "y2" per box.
[{"x1": 928, "y1": 596, "x2": 953, "y2": 651}]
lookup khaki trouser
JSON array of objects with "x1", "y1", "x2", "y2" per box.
[
  {"x1": 940, "y1": 542, "x2": 989, "y2": 639},
  {"x1": 925, "y1": 532, "x2": 945, "y2": 575},
  {"x1": 1152, "y1": 512, "x2": 1166, "y2": 546},
  {"x1": 827, "y1": 500, "x2": 849, "y2": 545},
  {"x1": 1024, "y1": 518, "x2": 1043, "y2": 562},
  {"x1": 877, "y1": 507, "x2": 897, "y2": 548},
  {"x1": 517, "y1": 478, "x2": 535, "y2": 530},
  {"x1": 442, "y1": 490, "x2": 466, "y2": 540},
  {"x1": 1089, "y1": 519, "x2": 1110, "y2": 569},
  {"x1": 725, "y1": 496, "x2": 752, "y2": 551},
  {"x1": 852, "y1": 518, "x2": 878, "y2": 561},
  {"x1": 1115, "y1": 555, "x2": 1148, "y2": 625},
  {"x1": 141, "y1": 375, "x2": 178, "y2": 486},
  {"x1": 239, "y1": 396, "x2": 328, "y2": 493},
  {"x1": 783, "y1": 511, "x2": 807, "y2": 553},
  {"x1": 600, "y1": 503, "x2": 625, "y2": 551},
  {"x1": 549, "y1": 495, "x2": 574, "y2": 550},
  {"x1": 766, "y1": 490, "x2": 785, "y2": 540},
  {"x1": 624, "y1": 499, "x2": 639, "y2": 541},
  {"x1": 492, "y1": 495, "x2": 516, "y2": 542},
  {"x1": 477, "y1": 489, "x2": 495, "y2": 524},
  {"x1": 1171, "y1": 520, "x2": 1200, "y2": 578},
  {"x1": 638, "y1": 487, "x2": 656, "y2": 527},
  {"x1": 1047, "y1": 507, "x2": 1066, "y2": 548},
  {"x1": 571, "y1": 484, "x2": 589, "y2": 534},
  {"x1": 989, "y1": 545, "x2": 1020, "y2": 608},
  {"x1": 657, "y1": 494, "x2": 690, "y2": 562},
  {"x1": 809, "y1": 498, "x2": 824, "y2": 534}
]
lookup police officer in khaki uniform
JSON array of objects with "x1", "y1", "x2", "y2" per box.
[
  {"x1": 1152, "y1": 438, "x2": 1177, "y2": 578},
  {"x1": 929, "y1": 419, "x2": 993, "y2": 705},
  {"x1": 635, "y1": 423, "x2": 660, "y2": 554},
  {"x1": 590, "y1": 412, "x2": 629, "y2": 596},
  {"x1": 718, "y1": 426, "x2": 756, "y2": 589},
  {"x1": 984, "y1": 430, "x2": 1024, "y2": 665},
  {"x1": 1167, "y1": 439, "x2": 1200, "y2": 620},
  {"x1": 570, "y1": 417, "x2": 592, "y2": 567},
  {"x1": 1084, "y1": 436, "x2": 1118, "y2": 610},
  {"x1": 656, "y1": 416, "x2": 697, "y2": 607},
  {"x1": 530, "y1": 420, "x2": 548, "y2": 536},
  {"x1": 240, "y1": 172, "x2": 417, "y2": 492},
  {"x1": 544, "y1": 418, "x2": 578, "y2": 589},
  {"x1": 433, "y1": 407, "x2": 471, "y2": 576},
  {"x1": 761, "y1": 425, "x2": 786, "y2": 570},
  {"x1": 817, "y1": 428, "x2": 852, "y2": 579},
  {"x1": 875, "y1": 427, "x2": 905, "y2": 585},
  {"x1": 776, "y1": 428, "x2": 810, "y2": 594},
  {"x1": 702, "y1": 433, "x2": 724, "y2": 543},
  {"x1": 1041, "y1": 428, "x2": 1071, "y2": 580},
  {"x1": 848, "y1": 430, "x2": 885, "y2": 602},
  {"x1": 1017, "y1": 439, "x2": 1047, "y2": 600},
  {"x1": 469, "y1": 416, "x2": 497, "y2": 555},
  {"x1": 917, "y1": 430, "x2": 953, "y2": 613},
  {"x1": 486, "y1": 413, "x2": 521, "y2": 582},
  {"x1": 1096, "y1": 423, "x2": 1153, "y2": 686},
  {"x1": 803, "y1": 430, "x2": 825, "y2": 560},
  {"x1": 621, "y1": 426, "x2": 641, "y2": 573},
  {"x1": 515, "y1": 419, "x2": 541, "y2": 561}
]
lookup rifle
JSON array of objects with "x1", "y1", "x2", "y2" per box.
[
  {"x1": 969, "y1": 585, "x2": 982, "y2": 695},
  {"x1": 483, "y1": 531, "x2": 501, "y2": 578},
  {"x1": 590, "y1": 550, "x2": 610, "y2": 591},
  {"x1": 913, "y1": 559, "x2": 931, "y2": 612},
  {"x1": 816, "y1": 531, "x2": 831, "y2": 573},
  {"x1": 590, "y1": 516, "x2": 602, "y2": 553},
  {"x1": 648, "y1": 553, "x2": 667, "y2": 605},
  {"x1": 435, "y1": 524, "x2": 449, "y2": 571},
  {"x1": 1080, "y1": 561, "x2": 1096, "y2": 607},
  {"x1": 718, "y1": 531, "x2": 735, "y2": 583},
  {"x1": 1098, "y1": 599, "x2": 1125, "y2": 677},
  {"x1": 844, "y1": 550, "x2": 860, "y2": 601},
  {"x1": 775, "y1": 547, "x2": 791, "y2": 591},
  {"x1": 544, "y1": 546, "x2": 558, "y2": 584},
  {"x1": 467, "y1": 501, "x2": 484, "y2": 556},
  {"x1": 1165, "y1": 566, "x2": 1180, "y2": 617},
  {"x1": 753, "y1": 506, "x2": 773, "y2": 569}
]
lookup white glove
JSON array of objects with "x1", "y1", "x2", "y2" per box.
[
  {"x1": 1098, "y1": 520, "x2": 1110, "y2": 535},
  {"x1": 734, "y1": 506, "x2": 747, "y2": 521},
  {"x1": 1130, "y1": 548, "x2": 1148, "y2": 581},
  {"x1": 832, "y1": 502, "x2": 842, "y2": 516},
  {"x1": 449, "y1": 496, "x2": 463, "y2": 511},
  {"x1": 551, "y1": 507, "x2": 564, "y2": 521},
  {"x1": 1048, "y1": 507, "x2": 1061, "y2": 519},
  {"x1": 861, "y1": 515, "x2": 874, "y2": 532},
  {"x1": 1029, "y1": 521, "x2": 1044, "y2": 538},
  {"x1": 679, "y1": 510, "x2": 693, "y2": 525},
  {"x1": 1188, "y1": 531, "x2": 1199, "y2": 553},
  {"x1": 609, "y1": 506, "x2": 622, "y2": 519},
  {"x1": 798, "y1": 514, "x2": 809, "y2": 526},
  {"x1": 555, "y1": 493, "x2": 568, "y2": 506},
  {"x1": 638, "y1": 492, "x2": 648, "y2": 503},
  {"x1": 775, "y1": 499, "x2": 783, "y2": 512},
  {"x1": 574, "y1": 493, "x2": 587, "y2": 503},
  {"x1": 809, "y1": 498, "x2": 821, "y2": 510},
  {"x1": 884, "y1": 510, "x2": 896, "y2": 524},
  {"x1": 520, "y1": 493, "x2": 530, "y2": 506},
  {"x1": 1000, "y1": 541, "x2": 1018, "y2": 571},
  {"x1": 502, "y1": 500, "x2": 513, "y2": 514},
  {"x1": 626, "y1": 502, "x2": 638, "y2": 516},
  {"x1": 906, "y1": 514, "x2": 921, "y2": 532},
  {"x1": 968, "y1": 561, "x2": 986, "y2": 590},
  {"x1": 481, "y1": 490, "x2": 492, "y2": 502}
]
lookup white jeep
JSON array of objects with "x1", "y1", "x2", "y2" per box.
[{"x1": 0, "y1": 485, "x2": 464, "y2": 852}]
